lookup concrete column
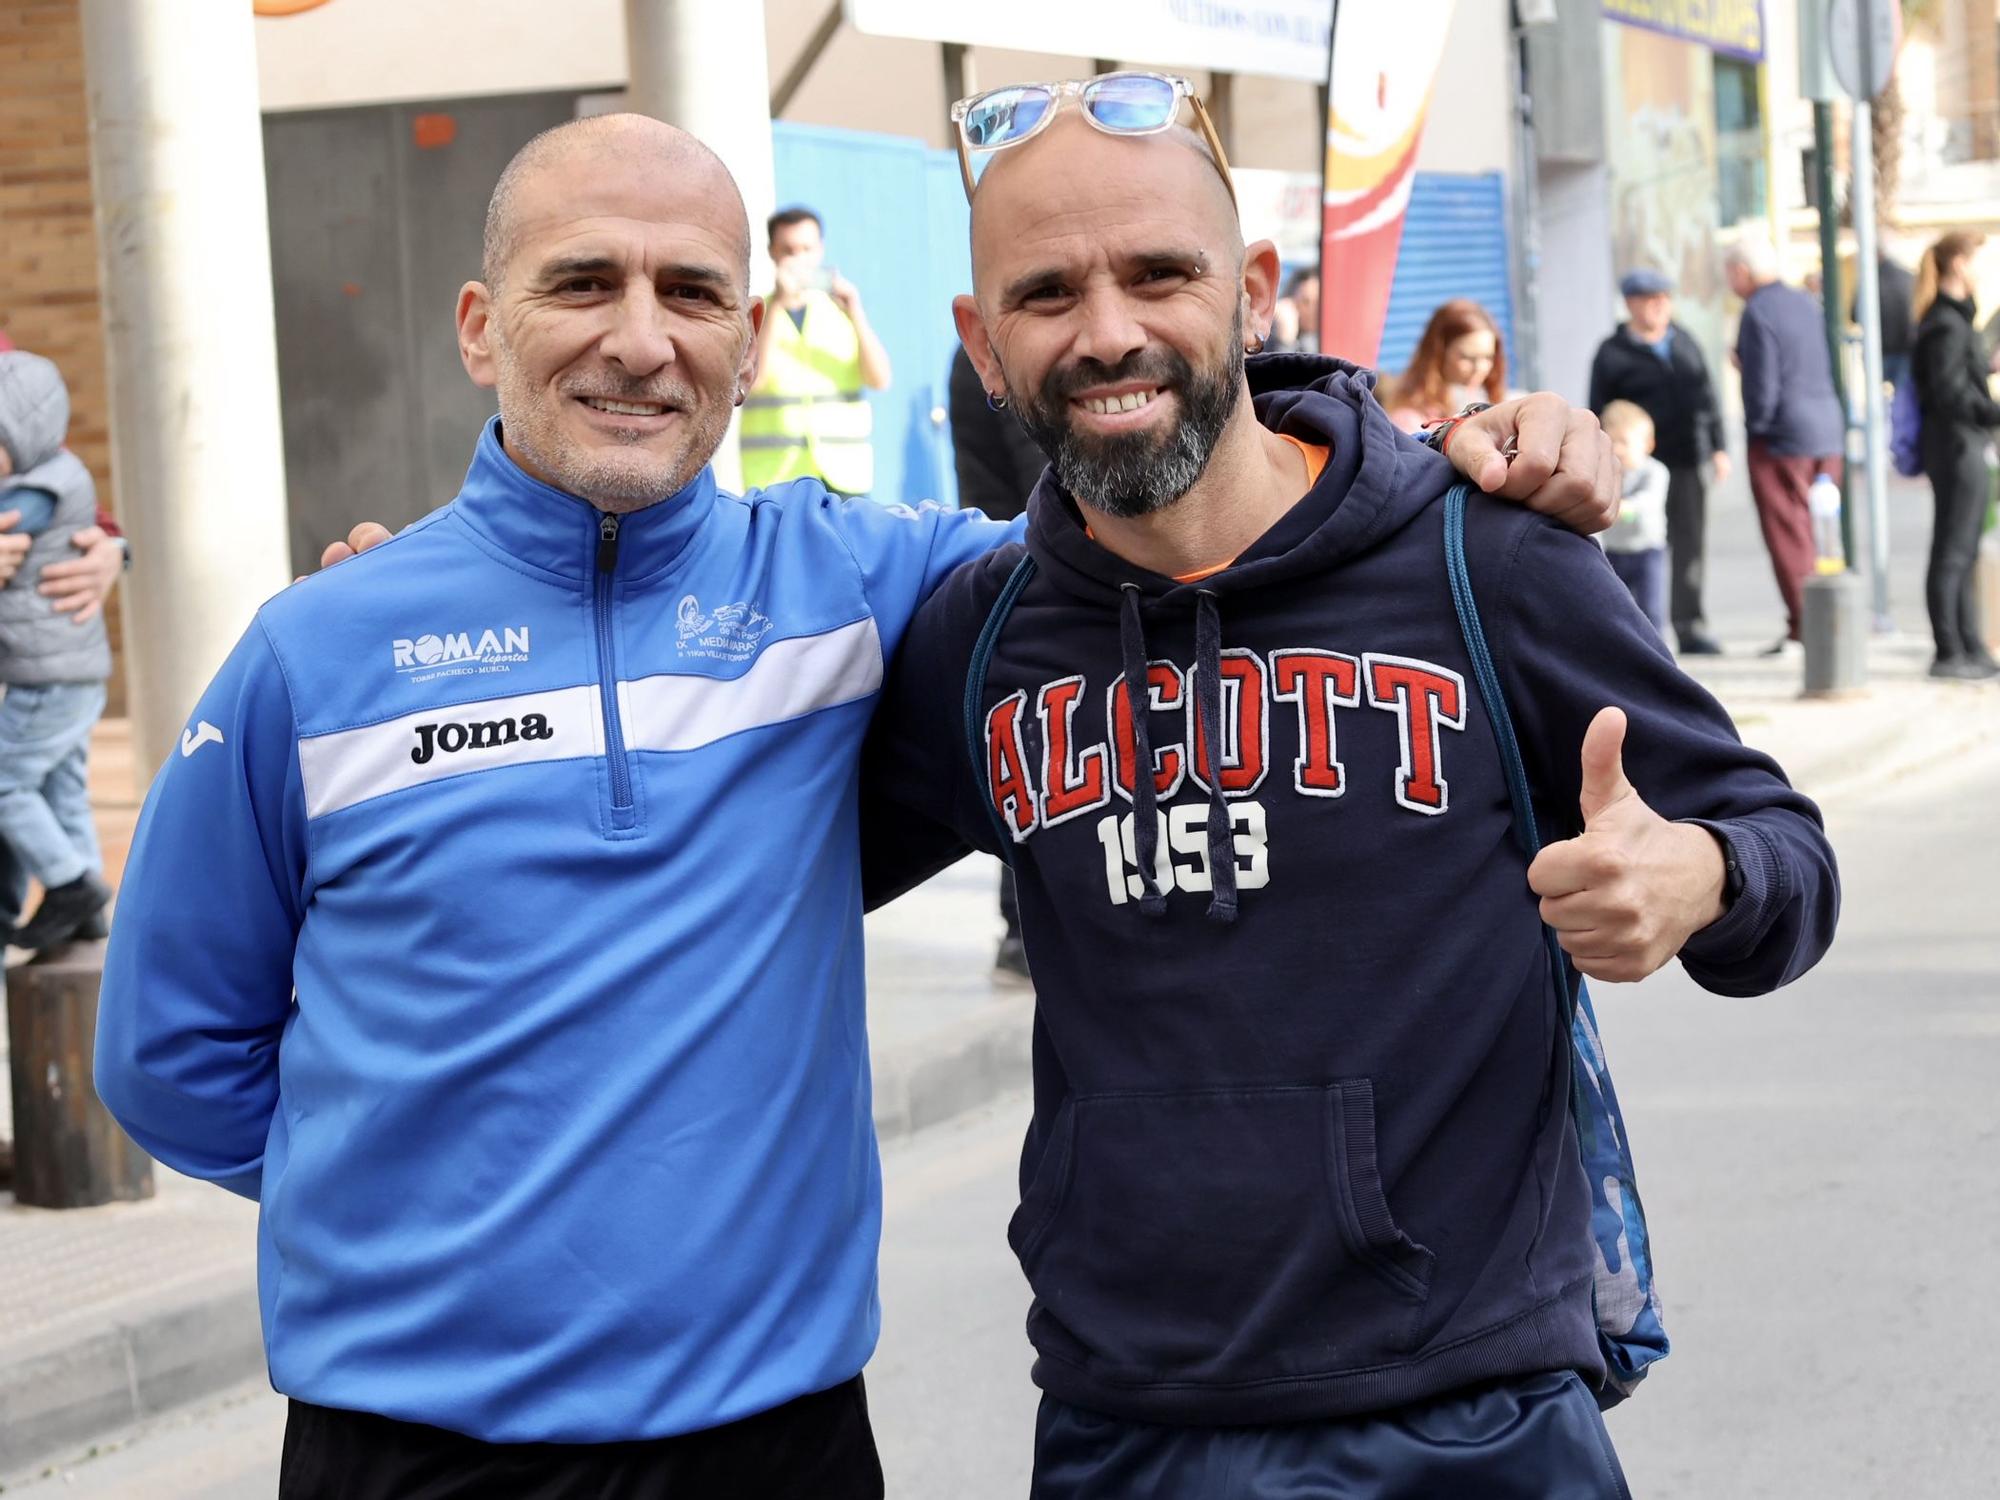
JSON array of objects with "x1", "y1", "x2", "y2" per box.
[
  {"x1": 625, "y1": 0, "x2": 779, "y2": 493},
  {"x1": 78, "y1": 0, "x2": 292, "y2": 783}
]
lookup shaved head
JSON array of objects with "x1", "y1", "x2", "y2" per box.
[
  {"x1": 968, "y1": 116, "x2": 1242, "y2": 293},
  {"x1": 457, "y1": 111, "x2": 763, "y2": 510},
  {"x1": 482, "y1": 114, "x2": 751, "y2": 290}
]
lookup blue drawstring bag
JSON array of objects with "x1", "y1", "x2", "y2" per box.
[
  {"x1": 1890, "y1": 379, "x2": 1923, "y2": 478},
  {"x1": 1443, "y1": 482, "x2": 1670, "y2": 1405}
]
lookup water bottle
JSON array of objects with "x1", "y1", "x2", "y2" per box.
[{"x1": 1808, "y1": 473, "x2": 1845, "y2": 574}]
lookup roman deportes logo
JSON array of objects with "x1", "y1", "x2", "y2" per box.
[
  {"x1": 392, "y1": 626, "x2": 531, "y2": 681},
  {"x1": 410, "y1": 713, "x2": 553, "y2": 766},
  {"x1": 675, "y1": 595, "x2": 773, "y2": 663}
]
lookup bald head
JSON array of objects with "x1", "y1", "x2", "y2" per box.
[
  {"x1": 481, "y1": 113, "x2": 750, "y2": 290},
  {"x1": 968, "y1": 114, "x2": 1241, "y2": 292}
]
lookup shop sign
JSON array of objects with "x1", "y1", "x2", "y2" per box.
[{"x1": 1600, "y1": 0, "x2": 1765, "y2": 62}]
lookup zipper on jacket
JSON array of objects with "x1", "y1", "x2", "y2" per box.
[{"x1": 594, "y1": 512, "x2": 633, "y2": 812}]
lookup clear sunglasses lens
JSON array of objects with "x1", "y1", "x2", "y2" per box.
[
  {"x1": 1084, "y1": 74, "x2": 1178, "y2": 132},
  {"x1": 962, "y1": 87, "x2": 1053, "y2": 149}
]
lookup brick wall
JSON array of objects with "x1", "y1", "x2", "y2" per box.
[{"x1": 1, "y1": 0, "x2": 124, "y2": 711}]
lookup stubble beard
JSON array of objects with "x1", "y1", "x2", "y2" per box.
[{"x1": 491, "y1": 337, "x2": 729, "y2": 513}]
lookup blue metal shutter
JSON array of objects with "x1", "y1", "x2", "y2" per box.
[
  {"x1": 771, "y1": 122, "x2": 971, "y2": 507},
  {"x1": 1377, "y1": 171, "x2": 1516, "y2": 378}
]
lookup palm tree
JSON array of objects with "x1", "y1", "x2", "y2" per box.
[{"x1": 1873, "y1": 0, "x2": 1945, "y2": 226}]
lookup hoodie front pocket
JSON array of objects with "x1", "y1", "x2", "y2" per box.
[{"x1": 1016, "y1": 1082, "x2": 1433, "y2": 1384}]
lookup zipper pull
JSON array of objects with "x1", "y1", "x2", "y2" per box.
[{"x1": 596, "y1": 512, "x2": 621, "y2": 574}]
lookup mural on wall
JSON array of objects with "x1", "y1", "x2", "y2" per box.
[
  {"x1": 1319, "y1": 0, "x2": 1457, "y2": 366},
  {"x1": 1602, "y1": 24, "x2": 1728, "y2": 363}
]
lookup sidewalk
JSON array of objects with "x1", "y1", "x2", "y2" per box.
[
  {"x1": 1, "y1": 639, "x2": 1986, "y2": 1479},
  {"x1": 1678, "y1": 627, "x2": 2000, "y2": 803}
]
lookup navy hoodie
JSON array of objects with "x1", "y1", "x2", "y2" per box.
[{"x1": 863, "y1": 355, "x2": 1839, "y2": 1425}]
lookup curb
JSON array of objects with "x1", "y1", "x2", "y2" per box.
[
  {"x1": 0, "y1": 1271, "x2": 264, "y2": 1480},
  {"x1": 1712, "y1": 678, "x2": 2000, "y2": 808},
  {"x1": 871, "y1": 989, "x2": 1034, "y2": 1143}
]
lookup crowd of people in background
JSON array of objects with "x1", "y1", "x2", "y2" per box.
[{"x1": 1364, "y1": 233, "x2": 1998, "y2": 682}]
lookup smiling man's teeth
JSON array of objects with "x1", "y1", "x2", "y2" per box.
[
  {"x1": 584, "y1": 397, "x2": 667, "y2": 416},
  {"x1": 1079, "y1": 389, "x2": 1160, "y2": 416}
]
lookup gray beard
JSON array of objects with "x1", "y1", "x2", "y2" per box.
[{"x1": 1011, "y1": 316, "x2": 1245, "y2": 521}]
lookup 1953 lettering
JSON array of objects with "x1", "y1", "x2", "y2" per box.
[{"x1": 1093, "y1": 801, "x2": 1271, "y2": 905}]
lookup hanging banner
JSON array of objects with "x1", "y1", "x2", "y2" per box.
[
  {"x1": 1319, "y1": 0, "x2": 1455, "y2": 365},
  {"x1": 844, "y1": 0, "x2": 1334, "y2": 84},
  {"x1": 1600, "y1": 0, "x2": 1765, "y2": 63}
]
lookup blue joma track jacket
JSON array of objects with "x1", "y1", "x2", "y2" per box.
[{"x1": 96, "y1": 419, "x2": 1015, "y2": 1442}]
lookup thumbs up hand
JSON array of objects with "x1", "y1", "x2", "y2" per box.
[{"x1": 1526, "y1": 707, "x2": 1730, "y2": 983}]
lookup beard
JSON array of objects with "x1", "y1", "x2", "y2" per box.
[
  {"x1": 1007, "y1": 314, "x2": 1244, "y2": 520},
  {"x1": 492, "y1": 340, "x2": 726, "y2": 513}
]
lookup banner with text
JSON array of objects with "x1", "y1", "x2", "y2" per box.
[
  {"x1": 1319, "y1": 0, "x2": 1455, "y2": 365},
  {"x1": 1600, "y1": 0, "x2": 1765, "y2": 63},
  {"x1": 844, "y1": 0, "x2": 1333, "y2": 84}
]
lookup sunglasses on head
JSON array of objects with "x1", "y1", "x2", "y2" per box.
[{"x1": 949, "y1": 71, "x2": 1236, "y2": 206}]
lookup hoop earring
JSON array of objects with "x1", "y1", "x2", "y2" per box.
[
  {"x1": 986, "y1": 390, "x2": 1008, "y2": 411},
  {"x1": 1246, "y1": 335, "x2": 1266, "y2": 355}
]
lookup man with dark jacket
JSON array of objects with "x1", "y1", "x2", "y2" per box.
[
  {"x1": 949, "y1": 345, "x2": 1043, "y2": 524},
  {"x1": 1727, "y1": 233, "x2": 1847, "y2": 653},
  {"x1": 867, "y1": 108, "x2": 1839, "y2": 1496},
  {"x1": 1589, "y1": 269, "x2": 1729, "y2": 654},
  {"x1": 1856, "y1": 255, "x2": 1917, "y2": 393}
]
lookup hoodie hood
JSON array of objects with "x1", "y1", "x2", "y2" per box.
[
  {"x1": 0, "y1": 351, "x2": 71, "y2": 478},
  {"x1": 1024, "y1": 352, "x2": 1458, "y2": 606}
]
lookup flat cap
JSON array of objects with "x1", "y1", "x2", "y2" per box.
[{"x1": 1620, "y1": 268, "x2": 1674, "y2": 298}]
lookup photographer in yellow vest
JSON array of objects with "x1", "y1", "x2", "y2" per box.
[{"x1": 745, "y1": 207, "x2": 892, "y2": 496}]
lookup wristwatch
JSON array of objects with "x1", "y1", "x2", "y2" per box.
[{"x1": 1720, "y1": 840, "x2": 1745, "y2": 907}]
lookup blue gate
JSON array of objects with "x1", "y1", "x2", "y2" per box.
[
  {"x1": 1377, "y1": 171, "x2": 1516, "y2": 380},
  {"x1": 772, "y1": 121, "x2": 972, "y2": 508}
]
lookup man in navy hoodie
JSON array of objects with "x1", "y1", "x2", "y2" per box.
[{"x1": 866, "y1": 110, "x2": 1839, "y2": 1495}]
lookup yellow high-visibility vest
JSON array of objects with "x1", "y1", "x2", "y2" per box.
[{"x1": 742, "y1": 290, "x2": 875, "y2": 495}]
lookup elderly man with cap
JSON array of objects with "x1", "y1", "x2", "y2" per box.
[{"x1": 1588, "y1": 268, "x2": 1730, "y2": 655}]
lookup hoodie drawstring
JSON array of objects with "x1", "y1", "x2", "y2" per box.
[
  {"x1": 1193, "y1": 589, "x2": 1239, "y2": 923},
  {"x1": 1117, "y1": 583, "x2": 1239, "y2": 924},
  {"x1": 1117, "y1": 584, "x2": 1168, "y2": 916}
]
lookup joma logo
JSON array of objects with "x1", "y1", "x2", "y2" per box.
[{"x1": 410, "y1": 713, "x2": 554, "y2": 765}]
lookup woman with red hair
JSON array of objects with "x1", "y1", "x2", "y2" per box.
[{"x1": 1380, "y1": 299, "x2": 1507, "y2": 434}]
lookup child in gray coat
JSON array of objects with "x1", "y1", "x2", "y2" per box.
[
  {"x1": 0, "y1": 351, "x2": 113, "y2": 950},
  {"x1": 1601, "y1": 400, "x2": 1672, "y2": 638}
]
